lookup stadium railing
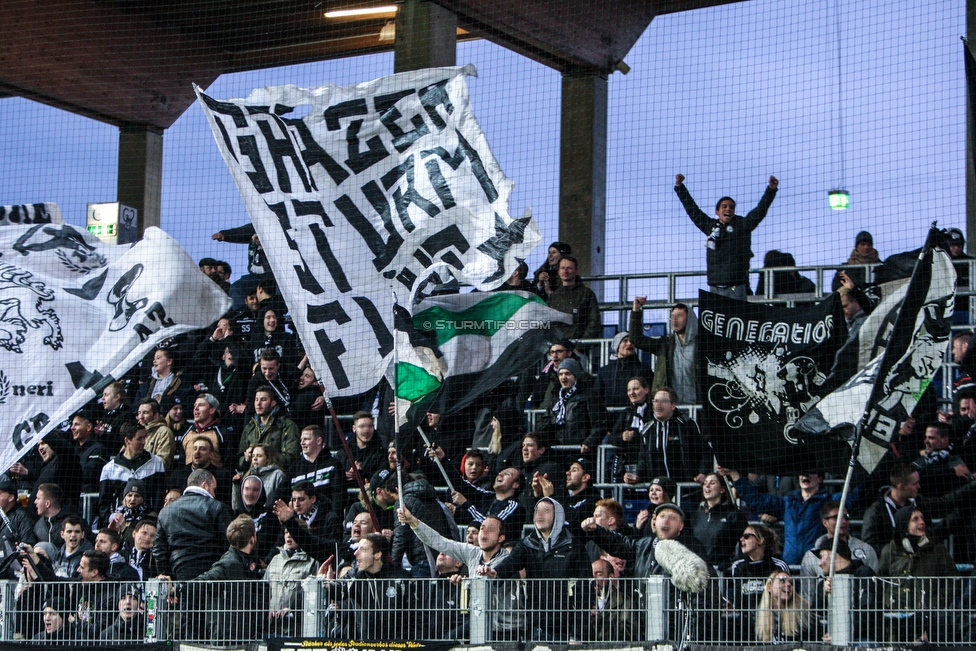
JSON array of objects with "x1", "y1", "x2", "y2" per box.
[{"x1": 3, "y1": 575, "x2": 973, "y2": 646}]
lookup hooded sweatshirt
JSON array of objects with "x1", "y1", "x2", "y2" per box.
[
  {"x1": 494, "y1": 497, "x2": 588, "y2": 579},
  {"x1": 629, "y1": 306, "x2": 699, "y2": 405}
]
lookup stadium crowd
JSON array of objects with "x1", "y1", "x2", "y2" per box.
[{"x1": 4, "y1": 188, "x2": 976, "y2": 645}]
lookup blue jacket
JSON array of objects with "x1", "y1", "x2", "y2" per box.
[{"x1": 731, "y1": 479, "x2": 844, "y2": 564}]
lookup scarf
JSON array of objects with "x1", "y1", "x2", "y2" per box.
[
  {"x1": 552, "y1": 385, "x2": 577, "y2": 425},
  {"x1": 120, "y1": 503, "x2": 147, "y2": 523},
  {"x1": 630, "y1": 402, "x2": 648, "y2": 430},
  {"x1": 846, "y1": 249, "x2": 880, "y2": 265},
  {"x1": 299, "y1": 503, "x2": 319, "y2": 527}
]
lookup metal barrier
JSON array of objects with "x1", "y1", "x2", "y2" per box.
[{"x1": 3, "y1": 575, "x2": 974, "y2": 645}]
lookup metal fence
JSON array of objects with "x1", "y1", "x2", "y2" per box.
[{"x1": 3, "y1": 575, "x2": 974, "y2": 646}]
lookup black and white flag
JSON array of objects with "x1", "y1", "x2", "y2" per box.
[
  {"x1": 0, "y1": 224, "x2": 231, "y2": 474},
  {"x1": 196, "y1": 66, "x2": 540, "y2": 396},
  {"x1": 0, "y1": 202, "x2": 62, "y2": 227},
  {"x1": 697, "y1": 291, "x2": 849, "y2": 474},
  {"x1": 795, "y1": 227, "x2": 955, "y2": 474}
]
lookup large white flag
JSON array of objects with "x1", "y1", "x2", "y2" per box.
[
  {"x1": 196, "y1": 65, "x2": 540, "y2": 397},
  {"x1": 0, "y1": 224, "x2": 231, "y2": 473}
]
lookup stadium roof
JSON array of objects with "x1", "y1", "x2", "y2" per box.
[{"x1": 0, "y1": 0, "x2": 742, "y2": 130}]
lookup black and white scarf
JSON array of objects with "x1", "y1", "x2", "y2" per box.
[{"x1": 552, "y1": 385, "x2": 577, "y2": 425}]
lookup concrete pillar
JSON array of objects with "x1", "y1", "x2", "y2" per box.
[
  {"x1": 559, "y1": 72, "x2": 608, "y2": 280},
  {"x1": 394, "y1": 0, "x2": 457, "y2": 73},
  {"x1": 117, "y1": 125, "x2": 163, "y2": 237}
]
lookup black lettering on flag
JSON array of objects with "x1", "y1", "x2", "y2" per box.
[
  {"x1": 266, "y1": 202, "x2": 326, "y2": 295},
  {"x1": 334, "y1": 193, "x2": 404, "y2": 272},
  {"x1": 146, "y1": 302, "x2": 174, "y2": 328},
  {"x1": 381, "y1": 155, "x2": 440, "y2": 231},
  {"x1": 256, "y1": 117, "x2": 313, "y2": 193},
  {"x1": 423, "y1": 157, "x2": 456, "y2": 210},
  {"x1": 412, "y1": 224, "x2": 469, "y2": 270},
  {"x1": 133, "y1": 301, "x2": 177, "y2": 341},
  {"x1": 295, "y1": 200, "x2": 352, "y2": 293},
  {"x1": 237, "y1": 135, "x2": 274, "y2": 193},
  {"x1": 375, "y1": 89, "x2": 431, "y2": 153},
  {"x1": 32, "y1": 204, "x2": 53, "y2": 223},
  {"x1": 0, "y1": 204, "x2": 53, "y2": 225},
  {"x1": 285, "y1": 119, "x2": 350, "y2": 187},
  {"x1": 396, "y1": 267, "x2": 418, "y2": 290},
  {"x1": 324, "y1": 99, "x2": 369, "y2": 130},
  {"x1": 307, "y1": 301, "x2": 352, "y2": 390},
  {"x1": 12, "y1": 413, "x2": 49, "y2": 452},
  {"x1": 418, "y1": 80, "x2": 454, "y2": 130},
  {"x1": 477, "y1": 213, "x2": 533, "y2": 284},
  {"x1": 422, "y1": 130, "x2": 498, "y2": 202},
  {"x1": 200, "y1": 93, "x2": 249, "y2": 161},
  {"x1": 353, "y1": 296, "x2": 394, "y2": 357},
  {"x1": 323, "y1": 99, "x2": 390, "y2": 174},
  {"x1": 344, "y1": 119, "x2": 390, "y2": 174}
]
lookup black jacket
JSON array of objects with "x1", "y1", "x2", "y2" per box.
[
  {"x1": 100, "y1": 614, "x2": 145, "y2": 641},
  {"x1": 97, "y1": 451, "x2": 166, "y2": 522},
  {"x1": 589, "y1": 526, "x2": 710, "y2": 578},
  {"x1": 392, "y1": 478, "x2": 456, "y2": 570},
  {"x1": 33, "y1": 508, "x2": 79, "y2": 547},
  {"x1": 153, "y1": 488, "x2": 232, "y2": 580},
  {"x1": 676, "y1": 182, "x2": 777, "y2": 287},
  {"x1": 634, "y1": 414, "x2": 709, "y2": 482},
  {"x1": 334, "y1": 436, "x2": 387, "y2": 500},
  {"x1": 540, "y1": 386, "x2": 607, "y2": 450},
  {"x1": 288, "y1": 451, "x2": 344, "y2": 516},
  {"x1": 75, "y1": 438, "x2": 110, "y2": 494},
  {"x1": 195, "y1": 546, "x2": 267, "y2": 644},
  {"x1": 593, "y1": 357, "x2": 652, "y2": 408},
  {"x1": 690, "y1": 499, "x2": 747, "y2": 570},
  {"x1": 29, "y1": 433, "x2": 84, "y2": 509}
]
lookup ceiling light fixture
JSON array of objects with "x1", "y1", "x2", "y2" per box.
[{"x1": 325, "y1": 6, "x2": 398, "y2": 20}]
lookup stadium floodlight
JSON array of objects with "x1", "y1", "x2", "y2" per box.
[
  {"x1": 828, "y1": 189, "x2": 850, "y2": 210},
  {"x1": 325, "y1": 6, "x2": 398, "y2": 19}
]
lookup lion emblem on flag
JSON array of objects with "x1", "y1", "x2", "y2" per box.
[{"x1": 0, "y1": 263, "x2": 62, "y2": 353}]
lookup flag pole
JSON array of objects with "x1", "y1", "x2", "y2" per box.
[
  {"x1": 828, "y1": 423, "x2": 862, "y2": 584},
  {"x1": 393, "y1": 292, "x2": 405, "y2": 503},
  {"x1": 320, "y1": 390, "x2": 381, "y2": 533},
  {"x1": 416, "y1": 425, "x2": 456, "y2": 492}
]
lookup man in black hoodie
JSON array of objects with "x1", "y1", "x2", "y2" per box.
[{"x1": 99, "y1": 586, "x2": 146, "y2": 641}]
